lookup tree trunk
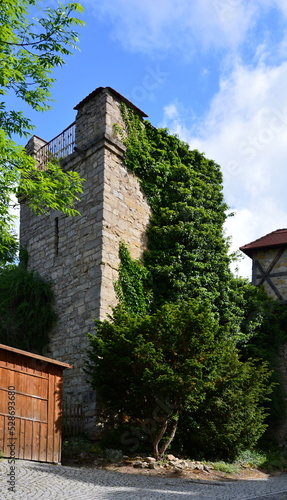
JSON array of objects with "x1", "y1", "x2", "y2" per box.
[
  {"x1": 151, "y1": 414, "x2": 179, "y2": 458},
  {"x1": 159, "y1": 417, "x2": 178, "y2": 457},
  {"x1": 151, "y1": 420, "x2": 168, "y2": 459}
]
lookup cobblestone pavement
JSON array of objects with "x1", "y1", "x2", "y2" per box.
[{"x1": 1, "y1": 459, "x2": 287, "y2": 499}]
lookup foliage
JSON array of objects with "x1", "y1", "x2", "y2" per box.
[
  {"x1": 87, "y1": 108, "x2": 274, "y2": 459},
  {"x1": 212, "y1": 462, "x2": 240, "y2": 474},
  {"x1": 120, "y1": 106, "x2": 238, "y2": 323},
  {"x1": 0, "y1": 262, "x2": 57, "y2": 353},
  {"x1": 0, "y1": 0, "x2": 84, "y2": 136},
  {"x1": 259, "y1": 448, "x2": 287, "y2": 472},
  {"x1": 62, "y1": 436, "x2": 94, "y2": 454},
  {"x1": 238, "y1": 286, "x2": 287, "y2": 426},
  {"x1": 173, "y1": 353, "x2": 272, "y2": 462},
  {"x1": 235, "y1": 449, "x2": 267, "y2": 468},
  {"x1": 86, "y1": 300, "x2": 271, "y2": 458},
  {"x1": 0, "y1": 0, "x2": 84, "y2": 262},
  {"x1": 114, "y1": 241, "x2": 152, "y2": 315}
]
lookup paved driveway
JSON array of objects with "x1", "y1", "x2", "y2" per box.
[{"x1": 1, "y1": 459, "x2": 287, "y2": 499}]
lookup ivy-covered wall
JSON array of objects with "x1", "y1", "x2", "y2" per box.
[{"x1": 117, "y1": 105, "x2": 243, "y2": 332}]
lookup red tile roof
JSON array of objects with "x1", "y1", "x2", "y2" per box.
[
  {"x1": 240, "y1": 229, "x2": 287, "y2": 257},
  {"x1": 74, "y1": 86, "x2": 148, "y2": 117}
]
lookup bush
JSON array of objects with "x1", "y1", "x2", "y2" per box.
[
  {"x1": 172, "y1": 355, "x2": 272, "y2": 462},
  {"x1": 0, "y1": 264, "x2": 56, "y2": 353}
]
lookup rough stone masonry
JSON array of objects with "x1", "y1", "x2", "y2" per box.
[{"x1": 20, "y1": 87, "x2": 151, "y2": 434}]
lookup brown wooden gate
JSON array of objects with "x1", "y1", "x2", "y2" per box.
[{"x1": 0, "y1": 343, "x2": 72, "y2": 463}]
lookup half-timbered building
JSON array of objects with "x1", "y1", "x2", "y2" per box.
[{"x1": 240, "y1": 228, "x2": 287, "y2": 303}]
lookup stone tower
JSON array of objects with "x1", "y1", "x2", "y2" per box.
[
  {"x1": 240, "y1": 228, "x2": 287, "y2": 303},
  {"x1": 20, "y1": 87, "x2": 151, "y2": 434}
]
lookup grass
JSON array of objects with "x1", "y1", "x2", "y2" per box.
[
  {"x1": 211, "y1": 461, "x2": 240, "y2": 474},
  {"x1": 208, "y1": 449, "x2": 287, "y2": 475}
]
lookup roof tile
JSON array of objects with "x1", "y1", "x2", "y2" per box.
[{"x1": 240, "y1": 229, "x2": 287, "y2": 257}]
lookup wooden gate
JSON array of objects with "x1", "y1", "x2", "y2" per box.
[{"x1": 0, "y1": 344, "x2": 72, "y2": 463}]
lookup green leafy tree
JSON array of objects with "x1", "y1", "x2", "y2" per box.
[
  {"x1": 174, "y1": 353, "x2": 272, "y2": 461},
  {"x1": 0, "y1": 0, "x2": 84, "y2": 262},
  {"x1": 239, "y1": 286, "x2": 287, "y2": 431},
  {"x1": 0, "y1": 262, "x2": 57, "y2": 353},
  {"x1": 87, "y1": 109, "x2": 274, "y2": 459},
  {"x1": 86, "y1": 301, "x2": 271, "y2": 458}
]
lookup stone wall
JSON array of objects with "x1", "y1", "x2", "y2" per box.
[{"x1": 20, "y1": 87, "x2": 151, "y2": 434}]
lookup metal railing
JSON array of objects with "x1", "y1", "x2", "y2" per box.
[{"x1": 37, "y1": 121, "x2": 76, "y2": 169}]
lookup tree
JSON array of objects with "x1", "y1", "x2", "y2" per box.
[
  {"x1": 0, "y1": 0, "x2": 84, "y2": 262},
  {"x1": 174, "y1": 353, "x2": 272, "y2": 462},
  {"x1": 239, "y1": 285, "x2": 287, "y2": 432},
  {"x1": 87, "y1": 111, "x2": 274, "y2": 459},
  {"x1": 0, "y1": 260, "x2": 56, "y2": 353},
  {"x1": 86, "y1": 301, "x2": 271, "y2": 458}
]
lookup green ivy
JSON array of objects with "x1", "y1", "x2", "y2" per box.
[
  {"x1": 114, "y1": 242, "x2": 152, "y2": 315},
  {"x1": 87, "y1": 107, "x2": 274, "y2": 460},
  {"x1": 117, "y1": 105, "x2": 243, "y2": 335}
]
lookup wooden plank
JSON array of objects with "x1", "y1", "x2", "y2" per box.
[
  {"x1": 39, "y1": 423, "x2": 48, "y2": 462},
  {"x1": 0, "y1": 387, "x2": 48, "y2": 401},
  {"x1": 0, "y1": 414, "x2": 4, "y2": 452},
  {"x1": 1, "y1": 415, "x2": 19, "y2": 460},
  {"x1": 258, "y1": 271, "x2": 287, "y2": 279},
  {"x1": 2, "y1": 415, "x2": 9, "y2": 457},
  {"x1": 40, "y1": 376, "x2": 48, "y2": 422},
  {"x1": 5, "y1": 351, "x2": 16, "y2": 371},
  {"x1": 0, "y1": 364, "x2": 49, "y2": 379},
  {"x1": 13, "y1": 415, "x2": 20, "y2": 460},
  {"x1": 53, "y1": 368, "x2": 63, "y2": 463},
  {"x1": 252, "y1": 257, "x2": 257, "y2": 285},
  {"x1": 24, "y1": 419, "x2": 32, "y2": 460},
  {"x1": 0, "y1": 413, "x2": 47, "y2": 423},
  {"x1": 0, "y1": 349, "x2": 8, "y2": 366},
  {"x1": 0, "y1": 367, "x2": 10, "y2": 414},
  {"x1": 46, "y1": 371, "x2": 55, "y2": 463},
  {"x1": 19, "y1": 417, "x2": 25, "y2": 459},
  {"x1": 0, "y1": 344, "x2": 73, "y2": 368},
  {"x1": 31, "y1": 421, "x2": 40, "y2": 461}
]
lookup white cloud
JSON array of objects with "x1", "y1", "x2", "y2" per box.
[
  {"x1": 82, "y1": 0, "x2": 287, "y2": 280},
  {"x1": 84, "y1": 0, "x2": 258, "y2": 55},
  {"x1": 162, "y1": 60, "x2": 287, "y2": 277}
]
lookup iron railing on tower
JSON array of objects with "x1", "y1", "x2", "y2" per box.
[{"x1": 37, "y1": 122, "x2": 76, "y2": 169}]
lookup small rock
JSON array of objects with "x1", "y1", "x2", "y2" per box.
[
  {"x1": 145, "y1": 457, "x2": 157, "y2": 464},
  {"x1": 194, "y1": 462, "x2": 204, "y2": 471},
  {"x1": 174, "y1": 465, "x2": 184, "y2": 472},
  {"x1": 169, "y1": 459, "x2": 188, "y2": 468},
  {"x1": 166, "y1": 454, "x2": 176, "y2": 461},
  {"x1": 179, "y1": 460, "x2": 189, "y2": 468},
  {"x1": 133, "y1": 461, "x2": 144, "y2": 468},
  {"x1": 149, "y1": 462, "x2": 161, "y2": 469},
  {"x1": 133, "y1": 461, "x2": 149, "y2": 469},
  {"x1": 203, "y1": 464, "x2": 211, "y2": 473}
]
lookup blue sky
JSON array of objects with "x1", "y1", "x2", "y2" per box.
[{"x1": 12, "y1": 0, "x2": 287, "y2": 278}]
